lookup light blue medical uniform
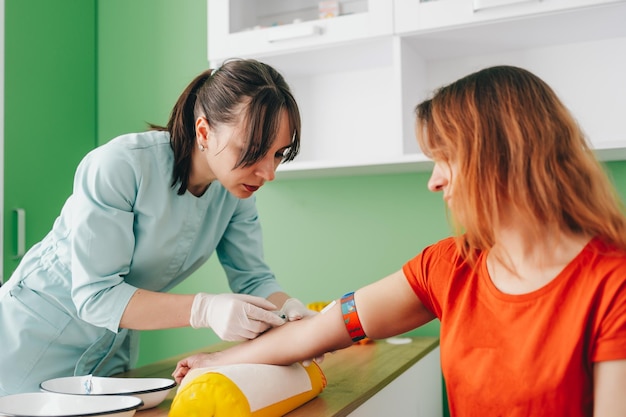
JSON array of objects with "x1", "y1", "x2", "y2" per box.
[{"x1": 0, "y1": 131, "x2": 283, "y2": 395}]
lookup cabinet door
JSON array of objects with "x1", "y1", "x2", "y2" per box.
[
  {"x1": 349, "y1": 347, "x2": 443, "y2": 417},
  {"x1": 208, "y1": 0, "x2": 393, "y2": 64},
  {"x1": 394, "y1": 0, "x2": 625, "y2": 33},
  {"x1": 3, "y1": 0, "x2": 96, "y2": 281}
]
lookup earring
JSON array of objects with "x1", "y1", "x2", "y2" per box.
[{"x1": 198, "y1": 144, "x2": 205, "y2": 151}]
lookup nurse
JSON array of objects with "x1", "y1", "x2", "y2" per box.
[{"x1": 0, "y1": 58, "x2": 313, "y2": 395}]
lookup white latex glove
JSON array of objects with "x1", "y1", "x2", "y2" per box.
[
  {"x1": 280, "y1": 298, "x2": 317, "y2": 321},
  {"x1": 190, "y1": 293, "x2": 286, "y2": 341}
]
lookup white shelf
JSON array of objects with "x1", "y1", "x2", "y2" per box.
[
  {"x1": 593, "y1": 142, "x2": 626, "y2": 162},
  {"x1": 276, "y1": 153, "x2": 433, "y2": 179},
  {"x1": 276, "y1": 142, "x2": 626, "y2": 180}
]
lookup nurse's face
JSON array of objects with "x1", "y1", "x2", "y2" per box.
[{"x1": 199, "y1": 108, "x2": 293, "y2": 199}]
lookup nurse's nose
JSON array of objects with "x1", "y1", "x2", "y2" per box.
[
  {"x1": 255, "y1": 154, "x2": 277, "y2": 182},
  {"x1": 427, "y1": 163, "x2": 448, "y2": 192}
]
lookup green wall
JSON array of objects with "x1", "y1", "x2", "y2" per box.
[{"x1": 97, "y1": 0, "x2": 210, "y2": 142}]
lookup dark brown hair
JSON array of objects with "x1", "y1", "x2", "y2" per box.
[
  {"x1": 415, "y1": 65, "x2": 626, "y2": 262},
  {"x1": 151, "y1": 59, "x2": 301, "y2": 195}
]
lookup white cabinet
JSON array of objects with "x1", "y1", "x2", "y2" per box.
[
  {"x1": 208, "y1": 0, "x2": 626, "y2": 179},
  {"x1": 208, "y1": 0, "x2": 426, "y2": 178},
  {"x1": 228, "y1": 35, "x2": 430, "y2": 179},
  {"x1": 394, "y1": 1, "x2": 626, "y2": 160},
  {"x1": 207, "y1": 0, "x2": 393, "y2": 62},
  {"x1": 349, "y1": 346, "x2": 442, "y2": 417}
]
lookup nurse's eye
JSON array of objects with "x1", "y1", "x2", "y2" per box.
[{"x1": 275, "y1": 148, "x2": 290, "y2": 160}]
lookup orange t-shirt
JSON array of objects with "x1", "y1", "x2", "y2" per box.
[{"x1": 403, "y1": 237, "x2": 626, "y2": 417}]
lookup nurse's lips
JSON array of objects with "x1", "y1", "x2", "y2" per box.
[{"x1": 244, "y1": 184, "x2": 260, "y2": 192}]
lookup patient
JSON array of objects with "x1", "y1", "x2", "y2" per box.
[{"x1": 173, "y1": 65, "x2": 626, "y2": 417}]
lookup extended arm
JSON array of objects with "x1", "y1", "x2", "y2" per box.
[{"x1": 173, "y1": 270, "x2": 436, "y2": 382}]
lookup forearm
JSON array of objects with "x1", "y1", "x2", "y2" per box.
[
  {"x1": 120, "y1": 289, "x2": 195, "y2": 330},
  {"x1": 212, "y1": 300, "x2": 353, "y2": 366}
]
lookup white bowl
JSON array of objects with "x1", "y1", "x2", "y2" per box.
[
  {"x1": 40, "y1": 376, "x2": 176, "y2": 410},
  {"x1": 0, "y1": 392, "x2": 142, "y2": 416}
]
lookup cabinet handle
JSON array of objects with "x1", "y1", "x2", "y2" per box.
[
  {"x1": 13, "y1": 208, "x2": 26, "y2": 259},
  {"x1": 473, "y1": 0, "x2": 539, "y2": 12},
  {"x1": 267, "y1": 24, "x2": 323, "y2": 43}
]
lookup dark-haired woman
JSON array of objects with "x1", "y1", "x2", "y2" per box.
[{"x1": 0, "y1": 59, "x2": 313, "y2": 395}]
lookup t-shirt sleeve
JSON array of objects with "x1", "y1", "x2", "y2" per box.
[
  {"x1": 402, "y1": 237, "x2": 459, "y2": 319},
  {"x1": 592, "y1": 272, "x2": 626, "y2": 362}
]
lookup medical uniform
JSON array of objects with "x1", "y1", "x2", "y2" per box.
[{"x1": 0, "y1": 130, "x2": 283, "y2": 395}]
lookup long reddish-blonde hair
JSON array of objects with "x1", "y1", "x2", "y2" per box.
[{"x1": 416, "y1": 65, "x2": 626, "y2": 263}]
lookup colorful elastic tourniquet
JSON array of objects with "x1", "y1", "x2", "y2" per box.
[{"x1": 340, "y1": 292, "x2": 366, "y2": 342}]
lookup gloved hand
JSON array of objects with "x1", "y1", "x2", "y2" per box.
[
  {"x1": 190, "y1": 293, "x2": 286, "y2": 341},
  {"x1": 280, "y1": 298, "x2": 317, "y2": 321}
]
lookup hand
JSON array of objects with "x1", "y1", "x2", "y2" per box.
[
  {"x1": 280, "y1": 298, "x2": 317, "y2": 321},
  {"x1": 190, "y1": 293, "x2": 286, "y2": 341},
  {"x1": 172, "y1": 352, "x2": 216, "y2": 384}
]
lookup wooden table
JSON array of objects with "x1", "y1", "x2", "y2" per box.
[{"x1": 119, "y1": 337, "x2": 441, "y2": 417}]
